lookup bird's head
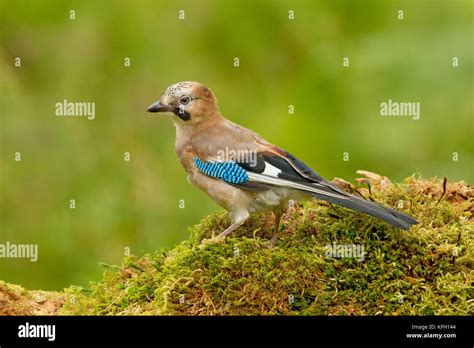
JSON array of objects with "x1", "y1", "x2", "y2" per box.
[{"x1": 147, "y1": 81, "x2": 220, "y2": 125}]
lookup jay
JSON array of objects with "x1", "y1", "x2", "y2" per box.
[{"x1": 147, "y1": 81, "x2": 417, "y2": 243}]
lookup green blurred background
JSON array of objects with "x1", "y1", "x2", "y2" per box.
[{"x1": 0, "y1": 0, "x2": 472, "y2": 290}]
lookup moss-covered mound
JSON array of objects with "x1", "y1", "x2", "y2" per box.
[
  {"x1": 0, "y1": 281, "x2": 64, "y2": 315},
  {"x1": 60, "y1": 173, "x2": 473, "y2": 315}
]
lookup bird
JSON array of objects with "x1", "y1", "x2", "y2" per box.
[{"x1": 147, "y1": 81, "x2": 417, "y2": 243}]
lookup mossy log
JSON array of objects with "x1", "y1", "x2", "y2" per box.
[{"x1": 2, "y1": 172, "x2": 473, "y2": 316}]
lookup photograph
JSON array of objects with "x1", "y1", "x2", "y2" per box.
[{"x1": 0, "y1": 0, "x2": 472, "y2": 346}]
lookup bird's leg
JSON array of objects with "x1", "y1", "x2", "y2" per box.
[
  {"x1": 216, "y1": 220, "x2": 245, "y2": 240},
  {"x1": 200, "y1": 213, "x2": 249, "y2": 246},
  {"x1": 215, "y1": 212, "x2": 249, "y2": 241},
  {"x1": 270, "y1": 209, "x2": 283, "y2": 245}
]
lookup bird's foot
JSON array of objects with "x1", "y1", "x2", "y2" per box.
[
  {"x1": 199, "y1": 236, "x2": 225, "y2": 248},
  {"x1": 268, "y1": 235, "x2": 277, "y2": 247}
]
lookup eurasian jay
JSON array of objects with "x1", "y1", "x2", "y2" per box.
[{"x1": 147, "y1": 81, "x2": 417, "y2": 243}]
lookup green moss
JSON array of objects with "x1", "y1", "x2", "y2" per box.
[
  {"x1": 59, "y1": 175, "x2": 473, "y2": 316},
  {"x1": 0, "y1": 281, "x2": 64, "y2": 315}
]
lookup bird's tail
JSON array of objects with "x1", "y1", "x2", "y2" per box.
[
  {"x1": 246, "y1": 172, "x2": 418, "y2": 229},
  {"x1": 310, "y1": 191, "x2": 417, "y2": 230}
]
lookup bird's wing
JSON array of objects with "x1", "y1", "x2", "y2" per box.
[
  {"x1": 193, "y1": 143, "x2": 417, "y2": 230},
  {"x1": 192, "y1": 156, "x2": 272, "y2": 191},
  {"x1": 192, "y1": 141, "x2": 351, "y2": 199},
  {"x1": 237, "y1": 144, "x2": 354, "y2": 198}
]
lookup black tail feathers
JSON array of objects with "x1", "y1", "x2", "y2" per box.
[{"x1": 311, "y1": 191, "x2": 418, "y2": 230}]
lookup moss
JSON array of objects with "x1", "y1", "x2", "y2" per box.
[
  {"x1": 0, "y1": 281, "x2": 64, "y2": 315},
  {"x1": 0, "y1": 173, "x2": 472, "y2": 315},
  {"x1": 55, "y1": 173, "x2": 473, "y2": 316}
]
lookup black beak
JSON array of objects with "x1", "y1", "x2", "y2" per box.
[{"x1": 146, "y1": 101, "x2": 171, "y2": 113}]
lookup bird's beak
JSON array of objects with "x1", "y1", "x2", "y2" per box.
[{"x1": 146, "y1": 100, "x2": 171, "y2": 113}]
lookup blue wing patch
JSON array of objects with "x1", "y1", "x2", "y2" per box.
[{"x1": 193, "y1": 157, "x2": 249, "y2": 184}]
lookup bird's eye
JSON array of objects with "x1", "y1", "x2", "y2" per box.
[{"x1": 180, "y1": 96, "x2": 190, "y2": 105}]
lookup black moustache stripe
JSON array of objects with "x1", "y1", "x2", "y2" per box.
[{"x1": 173, "y1": 108, "x2": 191, "y2": 121}]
